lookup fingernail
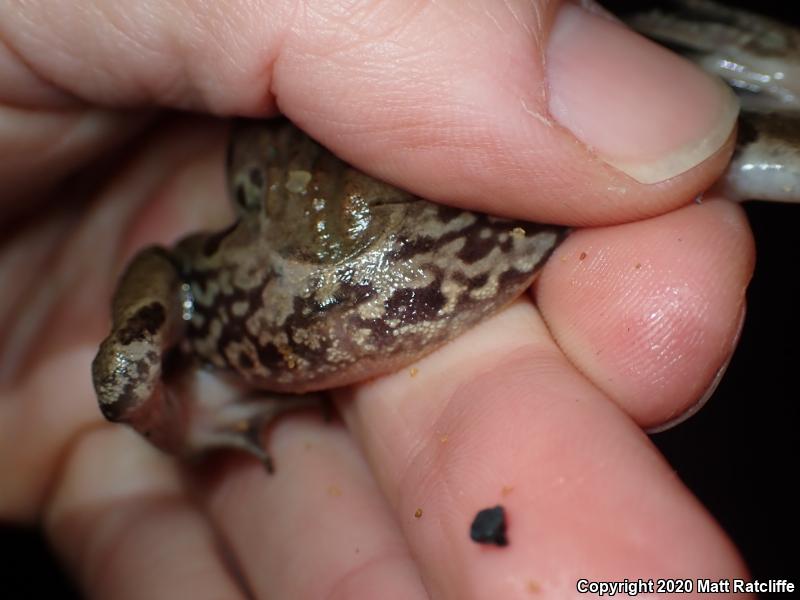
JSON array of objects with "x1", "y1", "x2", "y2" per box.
[
  {"x1": 646, "y1": 303, "x2": 746, "y2": 434},
  {"x1": 546, "y1": 3, "x2": 738, "y2": 184},
  {"x1": 645, "y1": 353, "x2": 729, "y2": 434}
]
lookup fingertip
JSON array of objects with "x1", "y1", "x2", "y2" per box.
[
  {"x1": 546, "y1": 3, "x2": 738, "y2": 185},
  {"x1": 272, "y1": 0, "x2": 737, "y2": 225},
  {"x1": 537, "y1": 198, "x2": 755, "y2": 427},
  {"x1": 3, "y1": 0, "x2": 737, "y2": 224},
  {"x1": 341, "y1": 301, "x2": 750, "y2": 595}
]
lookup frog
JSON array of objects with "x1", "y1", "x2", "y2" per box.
[
  {"x1": 91, "y1": 119, "x2": 565, "y2": 467},
  {"x1": 94, "y1": 0, "x2": 800, "y2": 468}
]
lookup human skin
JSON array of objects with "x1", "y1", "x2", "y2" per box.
[{"x1": 0, "y1": 1, "x2": 755, "y2": 598}]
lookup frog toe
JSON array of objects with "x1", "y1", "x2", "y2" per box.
[{"x1": 185, "y1": 390, "x2": 329, "y2": 471}]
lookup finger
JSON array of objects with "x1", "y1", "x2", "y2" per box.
[
  {"x1": 43, "y1": 428, "x2": 249, "y2": 599},
  {"x1": 1, "y1": 0, "x2": 737, "y2": 223},
  {"x1": 0, "y1": 107, "x2": 152, "y2": 209},
  {"x1": 538, "y1": 198, "x2": 754, "y2": 428},
  {"x1": 0, "y1": 116, "x2": 226, "y2": 519},
  {"x1": 1, "y1": 112, "x2": 426, "y2": 599},
  {"x1": 195, "y1": 416, "x2": 429, "y2": 599},
  {"x1": 339, "y1": 302, "x2": 750, "y2": 597},
  {"x1": 337, "y1": 199, "x2": 754, "y2": 594}
]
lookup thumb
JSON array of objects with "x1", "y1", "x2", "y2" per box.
[
  {"x1": 273, "y1": 1, "x2": 739, "y2": 225},
  {"x1": 2, "y1": 0, "x2": 737, "y2": 224}
]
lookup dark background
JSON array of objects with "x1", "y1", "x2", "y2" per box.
[
  {"x1": 609, "y1": 0, "x2": 800, "y2": 588},
  {"x1": 2, "y1": 1, "x2": 798, "y2": 597}
]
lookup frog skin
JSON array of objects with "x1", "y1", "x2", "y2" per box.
[
  {"x1": 626, "y1": 0, "x2": 800, "y2": 202},
  {"x1": 92, "y1": 119, "x2": 564, "y2": 464},
  {"x1": 93, "y1": 0, "x2": 800, "y2": 465}
]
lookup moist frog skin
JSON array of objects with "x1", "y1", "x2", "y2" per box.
[
  {"x1": 93, "y1": 0, "x2": 800, "y2": 465},
  {"x1": 91, "y1": 119, "x2": 563, "y2": 463}
]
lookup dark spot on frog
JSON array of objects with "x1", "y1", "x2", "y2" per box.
[
  {"x1": 436, "y1": 204, "x2": 463, "y2": 223},
  {"x1": 456, "y1": 231, "x2": 497, "y2": 264},
  {"x1": 235, "y1": 182, "x2": 248, "y2": 210},
  {"x1": 460, "y1": 271, "x2": 489, "y2": 290},
  {"x1": 390, "y1": 214, "x2": 541, "y2": 265},
  {"x1": 734, "y1": 114, "x2": 759, "y2": 155},
  {"x1": 256, "y1": 342, "x2": 283, "y2": 370},
  {"x1": 238, "y1": 351, "x2": 254, "y2": 370},
  {"x1": 136, "y1": 360, "x2": 150, "y2": 377},
  {"x1": 497, "y1": 267, "x2": 533, "y2": 291},
  {"x1": 386, "y1": 276, "x2": 446, "y2": 322},
  {"x1": 389, "y1": 235, "x2": 437, "y2": 261},
  {"x1": 249, "y1": 167, "x2": 264, "y2": 188},
  {"x1": 348, "y1": 313, "x2": 394, "y2": 347},
  {"x1": 214, "y1": 315, "x2": 249, "y2": 359},
  {"x1": 100, "y1": 382, "x2": 136, "y2": 421},
  {"x1": 202, "y1": 220, "x2": 239, "y2": 257},
  {"x1": 117, "y1": 302, "x2": 166, "y2": 345},
  {"x1": 449, "y1": 271, "x2": 490, "y2": 311}
]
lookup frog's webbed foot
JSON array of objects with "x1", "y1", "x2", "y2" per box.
[{"x1": 183, "y1": 384, "x2": 329, "y2": 473}]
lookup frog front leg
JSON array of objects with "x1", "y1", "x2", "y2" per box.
[
  {"x1": 92, "y1": 247, "x2": 188, "y2": 453},
  {"x1": 92, "y1": 246, "x2": 314, "y2": 468}
]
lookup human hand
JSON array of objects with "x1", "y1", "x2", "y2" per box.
[{"x1": 0, "y1": 1, "x2": 754, "y2": 597}]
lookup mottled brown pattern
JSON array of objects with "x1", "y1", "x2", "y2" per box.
[
  {"x1": 92, "y1": 118, "x2": 566, "y2": 457},
  {"x1": 116, "y1": 302, "x2": 166, "y2": 345},
  {"x1": 90, "y1": 1, "x2": 800, "y2": 464}
]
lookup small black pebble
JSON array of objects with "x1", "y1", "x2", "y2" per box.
[{"x1": 470, "y1": 505, "x2": 508, "y2": 546}]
